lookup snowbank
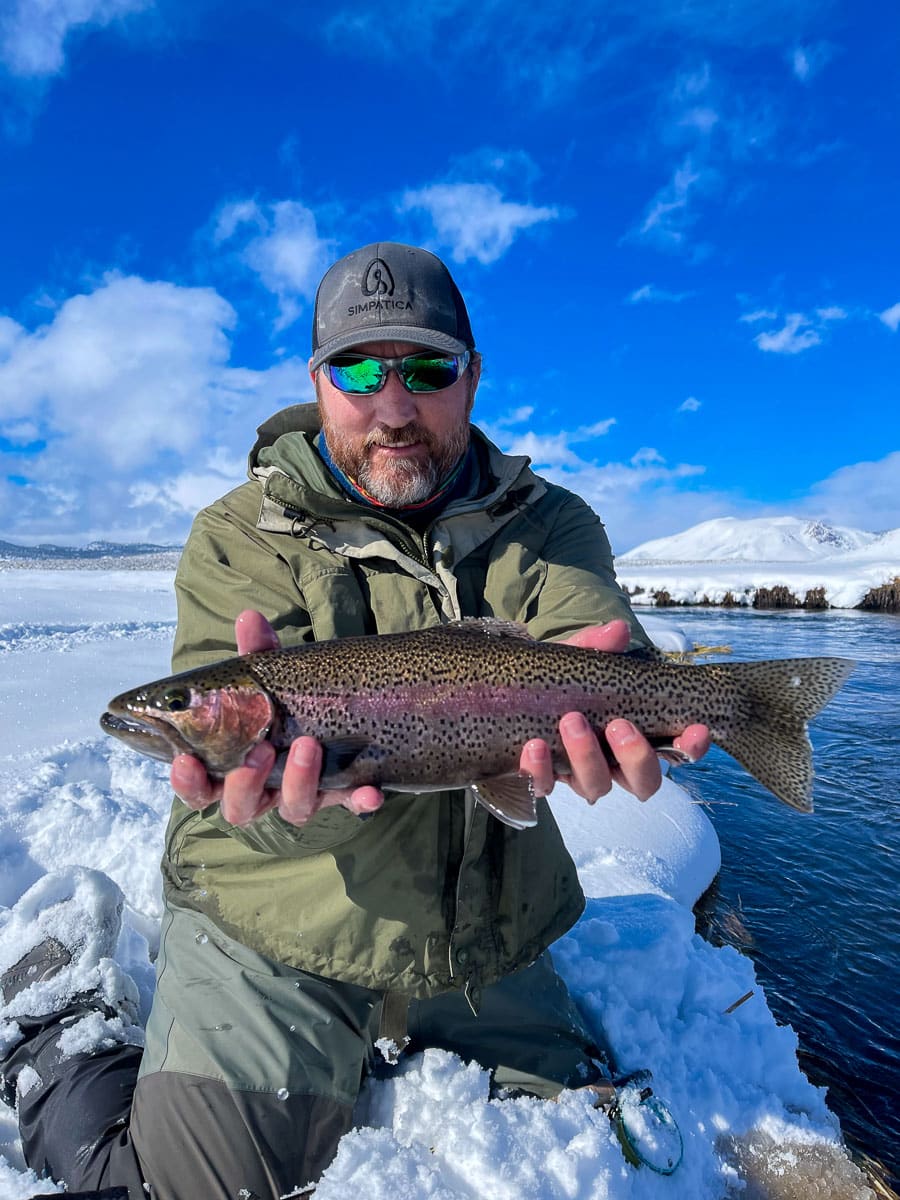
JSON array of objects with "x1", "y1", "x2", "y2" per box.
[
  {"x1": 0, "y1": 571, "x2": 874, "y2": 1198},
  {"x1": 617, "y1": 560, "x2": 897, "y2": 611}
]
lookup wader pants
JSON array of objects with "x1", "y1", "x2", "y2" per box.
[{"x1": 4, "y1": 903, "x2": 602, "y2": 1200}]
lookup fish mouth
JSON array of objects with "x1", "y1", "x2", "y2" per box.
[{"x1": 100, "y1": 710, "x2": 194, "y2": 764}]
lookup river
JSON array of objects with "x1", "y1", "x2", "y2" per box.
[{"x1": 658, "y1": 607, "x2": 900, "y2": 1190}]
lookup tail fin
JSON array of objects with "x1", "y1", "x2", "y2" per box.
[{"x1": 713, "y1": 657, "x2": 854, "y2": 811}]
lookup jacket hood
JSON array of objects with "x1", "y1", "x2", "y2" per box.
[{"x1": 249, "y1": 403, "x2": 322, "y2": 472}]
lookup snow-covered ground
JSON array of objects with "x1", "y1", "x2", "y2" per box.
[
  {"x1": 0, "y1": 568, "x2": 875, "y2": 1198},
  {"x1": 618, "y1": 517, "x2": 900, "y2": 610}
]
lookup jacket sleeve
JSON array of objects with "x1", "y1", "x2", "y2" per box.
[
  {"x1": 171, "y1": 500, "x2": 314, "y2": 674},
  {"x1": 169, "y1": 497, "x2": 367, "y2": 858},
  {"x1": 524, "y1": 490, "x2": 653, "y2": 649}
]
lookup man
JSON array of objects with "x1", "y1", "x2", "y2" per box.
[{"x1": 0, "y1": 242, "x2": 709, "y2": 1199}]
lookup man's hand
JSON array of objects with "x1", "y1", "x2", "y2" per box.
[
  {"x1": 518, "y1": 620, "x2": 711, "y2": 804},
  {"x1": 170, "y1": 610, "x2": 385, "y2": 827}
]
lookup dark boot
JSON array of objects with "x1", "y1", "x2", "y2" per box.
[{"x1": 1, "y1": 869, "x2": 146, "y2": 1198}]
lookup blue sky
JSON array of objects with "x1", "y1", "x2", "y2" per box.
[{"x1": 0, "y1": 0, "x2": 897, "y2": 553}]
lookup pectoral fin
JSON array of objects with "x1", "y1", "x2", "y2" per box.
[
  {"x1": 471, "y1": 773, "x2": 539, "y2": 830},
  {"x1": 320, "y1": 737, "x2": 377, "y2": 780}
]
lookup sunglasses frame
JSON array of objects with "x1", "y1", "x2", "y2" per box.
[{"x1": 323, "y1": 350, "x2": 471, "y2": 395}]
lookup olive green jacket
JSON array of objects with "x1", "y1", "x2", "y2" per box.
[{"x1": 162, "y1": 404, "x2": 648, "y2": 1000}]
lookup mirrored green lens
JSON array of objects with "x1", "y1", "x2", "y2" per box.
[
  {"x1": 401, "y1": 354, "x2": 461, "y2": 392},
  {"x1": 325, "y1": 352, "x2": 465, "y2": 394},
  {"x1": 327, "y1": 357, "x2": 385, "y2": 394}
]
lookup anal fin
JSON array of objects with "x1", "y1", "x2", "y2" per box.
[
  {"x1": 471, "y1": 773, "x2": 539, "y2": 830},
  {"x1": 650, "y1": 741, "x2": 694, "y2": 767}
]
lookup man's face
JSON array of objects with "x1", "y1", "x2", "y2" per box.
[{"x1": 312, "y1": 340, "x2": 480, "y2": 507}]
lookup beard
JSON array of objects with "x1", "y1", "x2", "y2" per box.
[{"x1": 319, "y1": 410, "x2": 471, "y2": 507}]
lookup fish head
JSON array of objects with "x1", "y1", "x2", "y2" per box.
[{"x1": 100, "y1": 667, "x2": 276, "y2": 776}]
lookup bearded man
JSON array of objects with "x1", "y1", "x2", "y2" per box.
[{"x1": 0, "y1": 243, "x2": 708, "y2": 1199}]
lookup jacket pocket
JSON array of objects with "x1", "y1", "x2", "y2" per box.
[{"x1": 298, "y1": 566, "x2": 371, "y2": 641}]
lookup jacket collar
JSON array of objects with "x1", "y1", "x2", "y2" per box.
[{"x1": 248, "y1": 403, "x2": 543, "y2": 532}]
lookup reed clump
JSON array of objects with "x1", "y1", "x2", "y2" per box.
[
  {"x1": 858, "y1": 577, "x2": 900, "y2": 613},
  {"x1": 753, "y1": 586, "x2": 802, "y2": 609}
]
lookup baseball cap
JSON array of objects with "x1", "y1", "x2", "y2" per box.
[{"x1": 310, "y1": 242, "x2": 475, "y2": 370}]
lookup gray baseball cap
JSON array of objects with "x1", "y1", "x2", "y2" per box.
[{"x1": 310, "y1": 242, "x2": 475, "y2": 370}]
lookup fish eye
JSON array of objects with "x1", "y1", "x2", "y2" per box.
[{"x1": 161, "y1": 687, "x2": 191, "y2": 713}]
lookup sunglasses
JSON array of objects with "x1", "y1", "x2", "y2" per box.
[{"x1": 323, "y1": 350, "x2": 471, "y2": 395}]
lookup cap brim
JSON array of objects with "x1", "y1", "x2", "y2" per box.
[{"x1": 310, "y1": 326, "x2": 468, "y2": 371}]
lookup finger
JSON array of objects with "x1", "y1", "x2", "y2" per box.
[
  {"x1": 277, "y1": 737, "x2": 325, "y2": 825},
  {"x1": 673, "y1": 723, "x2": 711, "y2": 762},
  {"x1": 235, "y1": 609, "x2": 280, "y2": 655},
  {"x1": 606, "y1": 719, "x2": 662, "y2": 802},
  {"x1": 519, "y1": 739, "x2": 555, "y2": 797},
  {"x1": 220, "y1": 741, "x2": 277, "y2": 825},
  {"x1": 314, "y1": 785, "x2": 386, "y2": 816},
  {"x1": 346, "y1": 786, "x2": 385, "y2": 815},
  {"x1": 171, "y1": 754, "x2": 219, "y2": 809},
  {"x1": 562, "y1": 620, "x2": 631, "y2": 653},
  {"x1": 560, "y1": 712, "x2": 613, "y2": 803}
]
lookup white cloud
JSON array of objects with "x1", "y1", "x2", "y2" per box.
[
  {"x1": 495, "y1": 431, "x2": 585, "y2": 470},
  {"x1": 0, "y1": 0, "x2": 152, "y2": 78},
  {"x1": 213, "y1": 198, "x2": 333, "y2": 330},
  {"x1": 739, "y1": 309, "x2": 778, "y2": 323},
  {"x1": 474, "y1": 415, "x2": 709, "y2": 550},
  {"x1": 627, "y1": 283, "x2": 694, "y2": 304},
  {"x1": 503, "y1": 405, "x2": 535, "y2": 426},
  {"x1": 678, "y1": 396, "x2": 702, "y2": 413},
  {"x1": 130, "y1": 454, "x2": 247, "y2": 519},
  {"x1": 0, "y1": 273, "x2": 237, "y2": 467},
  {"x1": 634, "y1": 158, "x2": 714, "y2": 253},
  {"x1": 0, "y1": 273, "x2": 312, "y2": 543},
  {"x1": 804, "y1": 453, "x2": 900, "y2": 531},
  {"x1": 790, "y1": 42, "x2": 833, "y2": 83},
  {"x1": 749, "y1": 304, "x2": 850, "y2": 355},
  {"x1": 678, "y1": 106, "x2": 719, "y2": 136},
  {"x1": 576, "y1": 419, "x2": 616, "y2": 439},
  {"x1": 398, "y1": 183, "x2": 560, "y2": 265},
  {"x1": 754, "y1": 312, "x2": 821, "y2": 354},
  {"x1": 478, "y1": 414, "x2": 615, "y2": 460},
  {"x1": 878, "y1": 302, "x2": 900, "y2": 332},
  {"x1": 324, "y1": 1, "x2": 821, "y2": 111},
  {"x1": 0, "y1": 417, "x2": 42, "y2": 443}
]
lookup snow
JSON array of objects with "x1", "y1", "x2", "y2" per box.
[
  {"x1": 616, "y1": 517, "x2": 899, "y2": 610},
  {"x1": 0, "y1": 568, "x2": 874, "y2": 1198},
  {"x1": 621, "y1": 517, "x2": 882, "y2": 563}
]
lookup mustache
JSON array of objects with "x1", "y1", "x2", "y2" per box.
[{"x1": 365, "y1": 424, "x2": 434, "y2": 450}]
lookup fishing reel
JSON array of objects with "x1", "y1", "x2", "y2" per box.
[
  {"x1": 585, "y1": 1067, "x2": 683, "y2": 1175},
  {"x1": 607, "y1": 1069, "x2": 683, "y2": 1175}
]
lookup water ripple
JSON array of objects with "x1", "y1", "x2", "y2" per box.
[{"x1": 673, "y1": 607, "x2": 900, "y2": 1187}]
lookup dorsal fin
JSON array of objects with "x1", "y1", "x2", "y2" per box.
[{"x1": 445, "y1": 618, "x2": 534, "y2": 641}]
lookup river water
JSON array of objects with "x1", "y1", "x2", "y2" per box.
[{"x1": 660, "y1": 607, "x2": 900, "y2": 1189}]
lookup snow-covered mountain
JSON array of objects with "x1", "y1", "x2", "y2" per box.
[
  {"x1": 842, "y1": 526, "x2": 900, "y2": 562},
  {"x1": 621, "y1": 517, "x2": 881, "y2": 563}
]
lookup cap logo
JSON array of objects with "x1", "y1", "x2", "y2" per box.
[{"x1": 362, "y1": 258, "x2": 395, "y2": 297}]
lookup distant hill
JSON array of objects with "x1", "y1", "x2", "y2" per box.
[
  {"x1": 0, "y1": 539, "x2": 183, "y2": 561},
  {"x1": 0, "y1": 540, "x2": 183, "y2": 570},
  {"x1": 620, "y1": 517, "x2": 882, "y2": 563}
]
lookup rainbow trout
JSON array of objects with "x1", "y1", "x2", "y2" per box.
[{"x1": 100, "y1": 619, "x2": 854, "y2": 828}]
